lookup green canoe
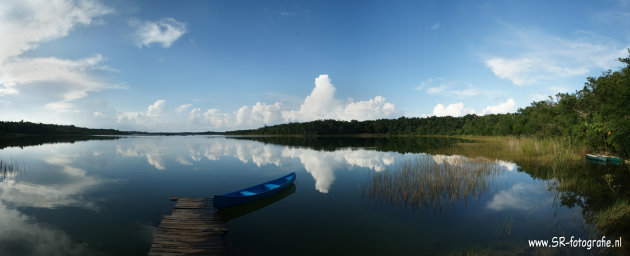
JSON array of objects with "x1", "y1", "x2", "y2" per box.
[
  {"x1": 605, "y1": 156, "x2": 622, "y2": 163},
  {"x1": 586, "y1": 154, "x2": 606, "y2": 162},
  {"x1": 585, "y1": 154, "x2": 622, "y2": 163}
]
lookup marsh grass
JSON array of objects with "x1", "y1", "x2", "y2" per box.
[
  {"x1": 429, "y1": 136, "x2": 581, "y2": 166},
  {"x1": 594, "y1": 199, "x2": 630, "y2": 231},
  {"x1": 362, "y1": 155, "x2": 502, "y2": 212},
  {"x1": 0, "y1": 159, "x2": 21, "y2": 181},
  {"x1": 429, "y1": 136, "x2": 586, "y2": 200}
]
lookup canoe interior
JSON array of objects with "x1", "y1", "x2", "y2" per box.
[
  {"x1": 585, "y1": 154, "x2": 606, "y2": 162},
  {"x1": 221, "y1": 172, "x2": 296, "y2": 197}
]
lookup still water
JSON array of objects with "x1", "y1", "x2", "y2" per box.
[{"x1": 0, "y1": 136, "x2": 623, "y2": 255}]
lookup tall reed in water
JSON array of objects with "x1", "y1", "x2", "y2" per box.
[
  {"x1": 362, "y1": 155, "x2": 502, "y2": 212},
  {"x1": 0, "y1": 160, "x2": 20, "y2": 181}
]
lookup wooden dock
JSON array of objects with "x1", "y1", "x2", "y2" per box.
[{"x1": 149, "y1": 197, "x2": 229, "y2": 256}]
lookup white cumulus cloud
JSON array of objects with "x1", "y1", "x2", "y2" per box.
[
  {"x1": 130, "y1": 17, "x2": 187, "y2": 48},
  {"x1": 202, "y1": 108, "x2": 231, "y2": 128},
  {"x1": 430, "y1": 98, "x2": 517, "y2": 117},
  {"x1": 117, "y1": 99, "x2": 169, "y2": 130},
  {"x1": 432, "y1": 102, "x2": 475, "y2": 117},
  {"x1": 282, "y1": 74, "x2": 396, "y2": 122},
  {"x1": 120, "y1": 75, "x2": 396, "y2": 131},
  {"x1": 235, "y1": 102, "x2": 283, "y2": 127},
  {"x1": 282, "y1": 75, "x2": 340, "y2": 121},
  {"x1": 481, "y1": 98, "x2": 516, "y2": 115},
  {"x1": 146, "y1": 99, "x2": 166, "y2": 117},
  {"x1": 340, "y1": 96, "x2": 395, "y2": 121}
]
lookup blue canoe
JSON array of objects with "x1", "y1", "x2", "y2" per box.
[{"x1": 213, "y1": 172, "x2": 296, "y2": 209}]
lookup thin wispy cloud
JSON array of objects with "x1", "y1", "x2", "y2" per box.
[
  {"x1": 175, "y1": 104, "x2": 192, "y2": 113},
  {"x1": 484, "y1": 27, "x2": 629, "y2": 86},
  {"x1": 0, "y1": 54, "x2": 121, "y2": 111},
  {"x1": 416, "y1": 78, "x2": 481, "y2": 98},
  {"x1": 0, "y1": 0, "x2": 112, "y2": 62},
  {"x1": 530, "y1": 93, "x2": 548, "y2": 102},
  {"x1": 0, "y1": 0, "x2": 116, "y2": 113},
  {"x1": 548, "y1": 86, "x2": 570, "y2": 94},
  {"x1": 129, "y1": 17, "x2": 187, "y2": 48},
  {"x1": 279, "y1": 10, "x2": 297, "y2": 17},
  {"x1": 426, "y1": 85, "x2": 447, "y2": 95},
  {"x1": 591, "y1": 0, "x2": 630, "y2": 27},
  {"x1": 431, "y1": 23, "x2": 440, "y2": 30},
  {"x1": 452, "y1": 88, "x2": 481, "y2": 97}
]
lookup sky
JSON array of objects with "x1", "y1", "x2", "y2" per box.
[{"x1": 1, "y1": 0, "x2": 629, "y2": 132}]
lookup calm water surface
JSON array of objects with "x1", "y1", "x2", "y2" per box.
[{"x1": 0, "y1": 136, "x2": 624, "y2": 255}]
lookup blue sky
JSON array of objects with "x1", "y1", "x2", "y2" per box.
[{"x1": 1, "y1": 0, "x2": 629, "y2": 131}]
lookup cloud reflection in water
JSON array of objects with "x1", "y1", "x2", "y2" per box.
[
  {"x1": 118, "y1": 137, "x2": 397, "y2": 193},
  {"x1": 487, "y1": 182, "x2": 553, "y2": 211},
  {"x1": 0, "y1": 203, "x2": 92, "y2": 255},
  {"x1": 0, "y1": 152, "x2": 116, "y2": 255},
  {"x1": 116, "y1": 137, "x2": 519, "y2": 195}
]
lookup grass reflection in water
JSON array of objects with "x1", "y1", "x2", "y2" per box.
[{"x1": 362, "y1": 155, "x2": 503, "y2": 212}]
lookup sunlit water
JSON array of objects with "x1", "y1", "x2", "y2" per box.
[{"x1": 0, "y1": 136, "x2": 605, "y2": 255}]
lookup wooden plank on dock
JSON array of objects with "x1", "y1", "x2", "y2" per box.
[{"x1": 149, "y1": 197, "x2": 228, "y2": 256}]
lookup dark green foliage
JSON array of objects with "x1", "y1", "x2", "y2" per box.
[
  {"x1": 226, "y1": 115, "x2": 511, "y2": 136},
  {"x1": 228, "y1": 51, "x2": 630, "y2": 157},
  {"x1": 0, "y1": 121, "x2": 126, "y2": 150},
  {"x1": 0, "y1": 121, "x2": 129, "y2": 135}
]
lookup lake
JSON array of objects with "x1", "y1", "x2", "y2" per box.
[{"x1": 0, "y1": 135, "x2": 627, "y2": 255}]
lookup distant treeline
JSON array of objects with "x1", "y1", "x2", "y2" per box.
[
  {"x1": 228, "y1": 52, "x2": 630, "y2": 157},
  {"x1": 0, "y1": 121, "x2": 129, "y2": 135}
]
